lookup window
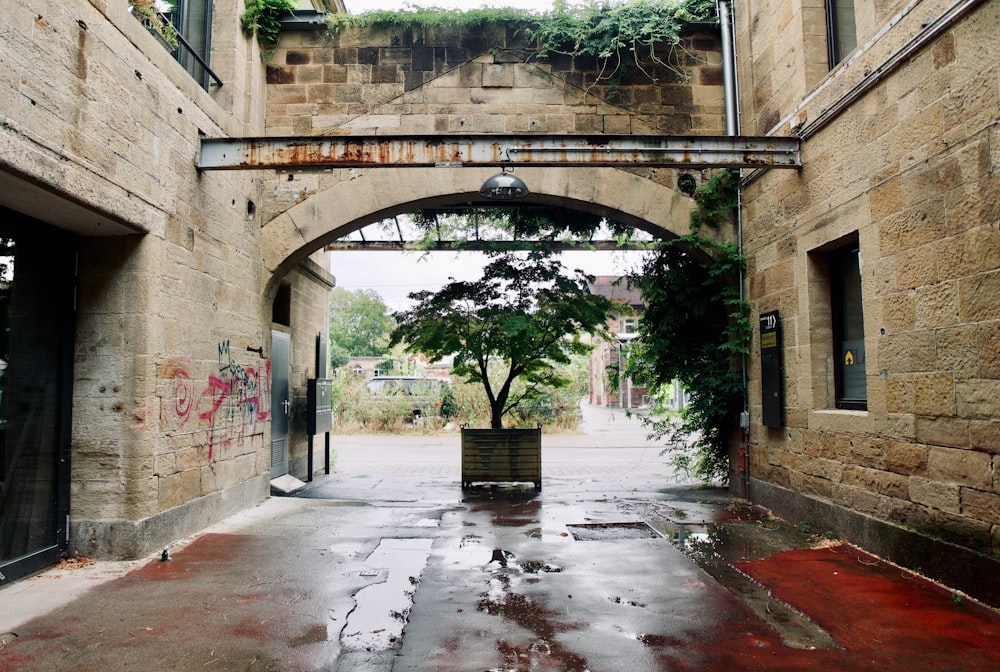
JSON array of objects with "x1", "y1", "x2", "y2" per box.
[
  {"x1": 830, "y1": 243, "x2": 866, "y2": 409},
  {"x1": 622, "y1": 317, "x2": 638, "y2": 334},
  {"x1": 826, "y1": 0, "x2": 857, "y2": 67},
  {"x1": 168, "y1": 0, "x2": 215, "y2": 89}
]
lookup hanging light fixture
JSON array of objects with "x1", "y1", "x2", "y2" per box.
[{"x1": 479, "y1": 166, "x2": 529, "y2": 200}]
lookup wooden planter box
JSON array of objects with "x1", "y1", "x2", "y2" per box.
[{"x1": 461, "y1": 427, "x2": 542, "y2": 490}]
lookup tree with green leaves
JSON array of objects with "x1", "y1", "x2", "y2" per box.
[
  {"x1": 390, "y1": 252, "x2": 615, "y2": 429},
  {"x1": 625, "y1": 170, "x2": 749, "y2": 482},
  {"x1": 328, "y1": 288, "x2": 395, "y2": 368}
]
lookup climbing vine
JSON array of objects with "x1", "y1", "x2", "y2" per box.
[
  {"x1": 625, "y1": 169, "x2": 749, "y2": 482},
  {"x1": 326, "y1": 0, "x2": 717, "y2": 86},
  {"x1": 241, "y1": 0, "x2": 297, "y2": 56}
]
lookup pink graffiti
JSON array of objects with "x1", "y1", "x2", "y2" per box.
[{"x1": 163, "y1": 342, "x2": 272, "y2": 462}]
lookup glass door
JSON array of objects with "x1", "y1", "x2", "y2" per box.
[{"x1": 0, "y1": 212, "x2": 75, "y2": 585}]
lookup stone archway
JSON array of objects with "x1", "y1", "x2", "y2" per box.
[{"x1": 260, "y1": 165, "x2": 709, "y2": 295}]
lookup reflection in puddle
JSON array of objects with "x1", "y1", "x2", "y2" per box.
[
  {"x1": 340, "y1": 538, "x2": 434, "y2": 652},
  {"x1": 477, "y1": 548, "x2": 587, "y2": 672}
]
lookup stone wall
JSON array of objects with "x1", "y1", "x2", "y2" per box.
[
  {"x1": 1, "y1": 0, "x2": 329, "y2": 559},
  {"x1": 264, "y1": 20, "x2": 725, "y2": 138},
  {"x1": 737, "y1": 0, "x2": 1000, "y2": 580},
  {"x1": 257, "y1": 19, "x2": 724, "y2": 281}
]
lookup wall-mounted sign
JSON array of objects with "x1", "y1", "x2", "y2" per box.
[{"x1": 759, "y1": 310, "x2": 783, "y2": 428}]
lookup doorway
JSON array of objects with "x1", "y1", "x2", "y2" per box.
[
  {"x1": 269, "y1": 330, "x2": 290, "y2": 478},
  {"x1": 0, "y1": 211, "x2": 75, "y2": 585}
]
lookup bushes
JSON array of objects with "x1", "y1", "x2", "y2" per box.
[{"x1": 328, "y1": 362, "x2": 585, "y2": 433}]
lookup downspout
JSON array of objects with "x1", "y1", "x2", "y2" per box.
[
  {"x1": 717, "y1": 0, "x2": 750, "y2": 499},
  {"x1": 718, "y1": 0, "x2": 739, "y2": 137}
]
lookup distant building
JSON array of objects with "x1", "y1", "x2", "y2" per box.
[{"x1": 587, "y1": 277, "x2": 648, "y2": 409}]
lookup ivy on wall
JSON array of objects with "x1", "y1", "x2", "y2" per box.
[
  {"x1": 625, "y1": 169, "x2": 749, "y2": 482},
  {"x1": 326, "y1": 0, "x2": 718, "y2": 85},
  {"x1": 241, "y1": 0, "x2": 298, "y2": 56}
]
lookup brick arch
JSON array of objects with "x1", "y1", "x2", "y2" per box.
[{"x1": 261, "y1": 165, "x2": 711, "y2": 294}]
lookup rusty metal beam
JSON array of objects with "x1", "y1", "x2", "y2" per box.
[
  {"x1": 197, "y1": 135, "x2": 800, "y2": 171},
  {"x1": 325, "y1": 240, "x2": 657, "y2": 252}
]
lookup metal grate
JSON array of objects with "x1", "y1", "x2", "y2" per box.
[{"x1": 566, "y1": 522, "x2": 661, "y2": 541}]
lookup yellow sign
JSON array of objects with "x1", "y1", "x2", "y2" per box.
[
  {"x1": 845, "y1": 350, "x2": 855, "y2": 366},
  {"x1": 761, "y1": 332, "x2": 777, "y2": 349}
]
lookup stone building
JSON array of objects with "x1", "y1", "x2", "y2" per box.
[
  {"x1": 586, "y1": 276, "x2": 649, "y2": 409},
  {"x1": 736, "y1": 0, "x2": 1000, "y2": 597},
  {"x1": 0, "y1": 0, "x2": 336, "y2": 583}
]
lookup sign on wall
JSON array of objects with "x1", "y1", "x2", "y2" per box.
[{"x1": 759, "y1": 310, "x2": 783, "y2": 427}]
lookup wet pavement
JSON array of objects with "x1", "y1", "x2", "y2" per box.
[{"x1": 2, "y1": 404, "x2": 1000, "y2": 671}]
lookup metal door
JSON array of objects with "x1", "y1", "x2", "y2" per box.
[{"x1": 269, "y1": 330, "x2": 290, "y2": 478}]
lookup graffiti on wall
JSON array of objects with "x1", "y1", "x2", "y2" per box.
[{"x1": 162, "y1": 341, "x2": 271, "y2": 461}]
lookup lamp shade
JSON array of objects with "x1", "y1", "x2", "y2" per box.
[{"x1": 479, "y1": 172, "x2": 529, "y2": 200}]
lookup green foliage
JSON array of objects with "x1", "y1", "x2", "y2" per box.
[
  {"x1": 325, "y1": 0, "x2": 717, "y2": 86},
  {"x1": 328, "y1": 287, "x2": 395, "y2": 364},
  {"x1": 408, "y1": 207, "x2": 638, "y2": 251},
  {"x1": 689, "y1": 168, "x2": 740, "y2": 231},
  {"x1": 625, "y1": 169, "x2": 748, "y2": 482},
  {"x1": 130, "y1": 0, "x2": 180, "y2": 50},
  {"x1": 326, "y1": 7, "x2": 531, "y2": 31},
  {"x1": 241, "y1": 0, "x2": 297, "y2": 55},
  {"x1": 529, "y1": 0, "x2": 715, "y2": 84},
  {"x1": 390, "y1": 251, "x2": 614, "y2": 429},
  {"x1": 327, "y1": 363, "x2": 583, "y2": 433}
]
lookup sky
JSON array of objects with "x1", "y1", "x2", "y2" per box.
[
  {"x1": 330, "y1": 0, "x2": 643, "y2": 310},
  {"x1": 329, "y1": 248, "x2": 648, "y2": 311}
]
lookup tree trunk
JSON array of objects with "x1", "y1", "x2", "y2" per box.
[{"x1": 489, "y1": 401, "x2": 504, "y2": 429}]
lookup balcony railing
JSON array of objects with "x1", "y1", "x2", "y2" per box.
[{"x1": 132, "y1": 6, "x2": 222, "y2": 91}]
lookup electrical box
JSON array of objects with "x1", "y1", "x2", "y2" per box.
[
  {"x1": 307, "y1": 378, "x2": 333, "y2": 435},
  {"x1": 759, "y1": 310, "x2": 784, "y2": 427}
]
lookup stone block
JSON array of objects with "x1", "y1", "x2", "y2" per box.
[
  {"x1": 881, "y1": 292, "x2": 915, "y2": 332},
  {"x1": 915, "y1": 416, "x2": 970, "y2": 449},
  {"x1": 908, "y1": 476, "x2": 961, "y2": 514},
  {"x1": 831, "y1": 482, "x2": 884, "y2": 517},
  {"x1": 794, "y1": 454, "x2": 844, "y2": 482},
  {"x1": 869, "y1": 175, "x2": 901, "y2": 221},
  {"x1": 879, "y1": 330, "x2": 936, "y2": 374},
  {"x1": 842, "y1": 465, "x2": 909, "y2": 498},
  {"x1": 927, "y1": 445, "x2": 992, "y2": 490},
  {"x1": 483, "y1": 63, "x2": 514, "y2": 88},
  {"x1": 878, "y1": 200, "x2": 947, "y2": 255},
  {"x1": 937, "y1": 225, "x2": 1000, "y2": 281},
  {"x1": 956, "y1": 379, "x2": 1000, "y2": 420},
  {"x1": 962, "y1": 488, "x2": 1000, "y2": 525},
  {"x1": 969, "y1": 420, "x2": 1000, "y2": 454},
  {"x1": 959, "y1": 270, "x2": 1000, "y2": 322},
  {"x1": 789, "y1": 470, "x2": 834, "y2": 499},
  {"x1": 935, "y1": 325, "x2": 979, "y2": 378},
  {"x1": 885, "y1": 440, "x2": 928, "y2": 476},
  {"x1": 603, "y1": 115, "x2": 631, "y2": 134},
  {"x1": 911, "y1": 372, "x2": 956, "y2": 416},
  {"x1": 894, "y1": 245, "x2": 936, "y2": 290}
]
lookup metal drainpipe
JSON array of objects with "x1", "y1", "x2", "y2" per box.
[
  {"x1": 717, "y1": 0, "x2": 739, "y2": 137},
  {"x1": 717, "y1": 0, "x2": 750, "y2": 499}
]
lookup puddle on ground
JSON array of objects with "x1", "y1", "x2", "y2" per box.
[
  {"x1": 477, "y1": 548, "x2": 588, "y2": 672},
  {"x1": 665, "y1": 520, "x2": 842, "y2": 651},
  {"x1": 340, "y1": 538, "x2": 434, "y2": 652}
]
